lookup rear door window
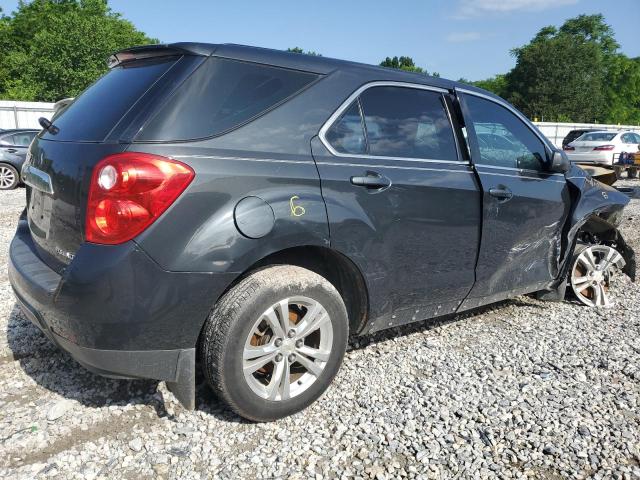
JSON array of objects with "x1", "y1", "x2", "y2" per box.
[
  {"x1": 42, "y1": 57, "x2": 180, "y2": 142},
  {"x1": 137, "y1": 58, "x2": 319, "y2": 141},
  {"x1": 358, "y1": 86, "x2": 458, "y2": 161}
]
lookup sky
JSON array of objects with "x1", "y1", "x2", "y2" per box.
[{"x1": 1, "y1": 0, "x2": 639, "y2": 81}]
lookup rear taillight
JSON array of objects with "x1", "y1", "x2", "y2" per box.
[
  {"x1": 563, "y1": 145, "x2": 575, "y2": 151},
  {"x1": 86, "y1": 152, "x2": 194, "y2": 244},
  {"x1": 593, "y1": 145, "x2": 615, "y2": 151}
]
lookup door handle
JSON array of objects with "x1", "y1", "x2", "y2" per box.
[
  {"x1": 489, "y1": 187, "x2": 513, "y2": 200},
  {"x1": 350, "y1": 173, "x2": 391, "y2": 189},
  {"x1": 5, "y1": 148, "x2": 18, "y2": 153}
]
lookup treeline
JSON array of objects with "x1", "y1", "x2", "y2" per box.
[
  {"x1": 463, "y1": 15, "x2": 640, "y2": 125},
  {"x1": 295, "y1": 15, "x2": 640, "y2": 125},
  {"x1": 0, "y1": 0, "x2": 156, "y2": 102},
  {"x1": 0, "y1": 3, "x2": 637, "y2": 125}
]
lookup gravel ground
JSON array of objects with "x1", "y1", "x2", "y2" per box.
[{"x1": 1, "y1": 182, "x2": 639, "y2": 480}]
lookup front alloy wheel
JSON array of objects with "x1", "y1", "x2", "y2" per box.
[{"x1": 570, "y1": 244, "x2": 625, "y2": 307}]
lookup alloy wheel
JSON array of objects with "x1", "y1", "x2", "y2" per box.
[
  {"x1": 243, "y1": 296, "x2": 333, "y2": 401},
  {"x1": 570, "y1": 245, "x2": 624, "y2": 307},
  {"x1": 0, "y1": 165, "x2": 17, "y2": 189}
]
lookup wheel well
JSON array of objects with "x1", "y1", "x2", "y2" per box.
[{"x1": 244, "y1": 246, "x2": 369, "y2": 334}]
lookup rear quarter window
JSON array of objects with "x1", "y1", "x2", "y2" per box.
[{"x1": 137, "y1": 57, "x2": 319, "y2": 141}]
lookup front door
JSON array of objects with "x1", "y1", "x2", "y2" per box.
[
  {"x1": 457, "y1": 90, "x2": 571, "y2": 309},
  {"x1": 312, "y1": 84, "x2": 482, "y2": 332}
]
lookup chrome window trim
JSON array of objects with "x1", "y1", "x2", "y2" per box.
[
  {"x1": 455, "y1": 87, "x2": 554, "y2": 152},
  {"x1": 475, "y1": 163, "x2": 565, "y2": 178},
  {"x1": 318, "y1": 81, "x2": 467, "y2": 165}
]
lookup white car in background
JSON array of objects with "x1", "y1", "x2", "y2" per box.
[{"x1": 563, "y1": 130, "x2": 640, "y2": 166}]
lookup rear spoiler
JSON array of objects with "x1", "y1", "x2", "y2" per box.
[{"x1": 108, "y1": 43, "x2": 217, "y2": 68}]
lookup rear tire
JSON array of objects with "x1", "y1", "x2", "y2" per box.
[
  {"x1": 200, "y1": 265, "x2": 348, "y2": 421},
  {"x1": 0, "y1": 164, "x2": 19, "y2": 190}
]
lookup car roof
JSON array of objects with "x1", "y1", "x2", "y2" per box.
[{"x1": 116, "y1": 42, "x2": 499, "y2": 100}]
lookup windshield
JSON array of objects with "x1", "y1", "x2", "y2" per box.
[{"x1": 577, "y1": 132, "x2": 617, "y2": 142}]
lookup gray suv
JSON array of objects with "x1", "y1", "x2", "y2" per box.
[{"x1": 9, "y1": 43, "x2": 634, "y2": 421}]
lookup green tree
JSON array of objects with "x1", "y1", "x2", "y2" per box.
[
  {"x1": 286, "y1": 47, "x2": 322, "y2": 56},
  {"x1": 504, "y1": 15, "x2": 619, "y2": 122},
  {"x1": 558, "y1": 13, "x2": 619, "y2": 55},
  {"x1": 380, "y1": 56, "x2": 423, "y2": 73},
  {"x1": 379, "y1": 56, "x2": 440, "y2": 77},
  {"x1": 0, "y1": 0, "x2": 156, "y2": 101},
  {"x1": 604, "y1": 55, "x2": 640, "y2": 125},
  {"x1": 472, "y1": 74, "x2": 508, "y2": 97}
]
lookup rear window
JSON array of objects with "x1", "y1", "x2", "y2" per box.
[
  {"x1": 43, "y1": 57, "x2": 179, "y2": 142},
  {"x1": 137, "y1": 57, "x2": 319, "y2": 141},
  {"x1": 578, "y1": 132, "x2": 617, "y2": 142}
]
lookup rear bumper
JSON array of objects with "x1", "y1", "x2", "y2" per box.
[
  {"x1": 8, "y1": 217, "x2": 237, "y2": 407},
  {"x1": 567, "y1": 151, "x2": 615, "y2": 166}
]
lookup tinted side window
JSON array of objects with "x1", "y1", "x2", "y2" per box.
[
  {"x1": 325, "y1": 101, "x2": 366, "y2": 154},
  {"x1": 358, "y1": 87, "x2": 458, "y2": 160},
  {"x1": 139, "y1": 58, "x2": 319, "y2": 141},
  {"x1": 464, "y1": 94, "x2": 547, "y2": 170},
  {"x1": 9, "y1": 132, "x2": 36, "y2": 146},
  {"x1": 43, "y1": 57, "x2": 179, "y2": 142}
]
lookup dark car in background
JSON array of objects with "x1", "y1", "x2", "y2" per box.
[
  {"x1": 562, "y1": 128, "x2": 600, "y2": 148},
  {"x1": 0, "y1": 128, "x2": 39, "y2": 189},
  {"x1": 8, "y1": 43, "x2": 635, "y2": 421}
]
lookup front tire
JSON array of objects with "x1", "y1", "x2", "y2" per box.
[
  {"x1": 200, "y1": 265, "x2": 348, "y2": 421},
  {"x1": 0, "y1": 164, "x2": 19, "y2": 190}
]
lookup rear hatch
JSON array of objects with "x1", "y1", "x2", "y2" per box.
[{"x1": 25, "y1": 48, "x2": 205, "y2": 271}]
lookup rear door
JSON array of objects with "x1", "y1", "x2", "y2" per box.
[
  {"x1": 312, "y1": 83, "x2": 481, "y2": 332},
  {"x1": 457, "y1": 90, "x2": 571, "y2": 309}
]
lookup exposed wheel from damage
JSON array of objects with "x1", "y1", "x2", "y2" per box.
[
  {"x1": 570, "y1": 244, "x2": 625, "y2": 307},
  {"x1": 200, "y1": 265, "x2": 348, "y2": 421}
]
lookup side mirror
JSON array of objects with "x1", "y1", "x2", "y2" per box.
[{"x1": 549, "y1": 150, "x2": 570, "y2": 173}]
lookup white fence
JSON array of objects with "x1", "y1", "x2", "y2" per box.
[
  {"x1": 1, "y1": 100, "x2": 639, "y2": 148},
  {"x1": 533, "y1": 122, "x2": 640, "y2": 148},
  {"x1": 0, "y1": 100, "x2": 54, "y2": 130}
]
